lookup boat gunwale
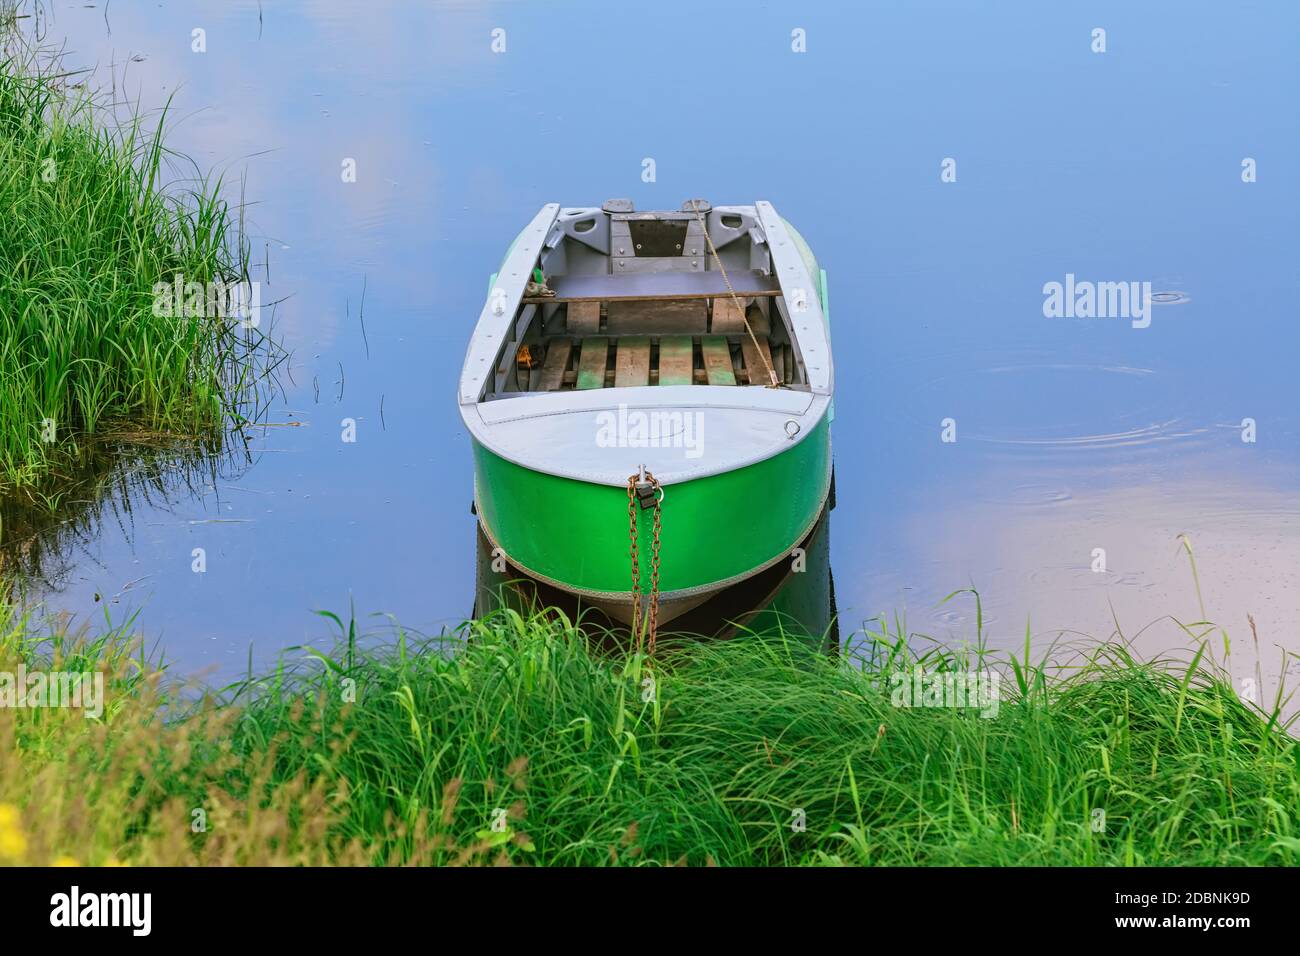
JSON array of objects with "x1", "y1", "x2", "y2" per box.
[
  {"x1": 458, "y1": 202, "x2": 562, "y2": 406},
  {"x1": 754, "y1": 201, "x2": 833, "y2": 397}
]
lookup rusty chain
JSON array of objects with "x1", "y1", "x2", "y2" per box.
[
  {"x1": 626, "y1": 468, "x2": 663, "y2": 656},
  {"x1": 626, "y1": 473, "x2": 642, "y2": 641}
]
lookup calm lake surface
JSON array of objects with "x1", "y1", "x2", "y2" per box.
[{"x1": 15, "y1": 0, "x2": 1300, "y2": 691}]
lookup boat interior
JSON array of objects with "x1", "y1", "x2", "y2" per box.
[{"x1": 483, "y1": 200, "x2": 811, "y2": 400}]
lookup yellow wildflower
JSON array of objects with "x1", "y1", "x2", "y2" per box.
[{"x1": 0, "y1": 803, "x2": 27, "y2": 861}]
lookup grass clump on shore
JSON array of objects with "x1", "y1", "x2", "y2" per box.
[
  {"x1": 0, "y1": 40, "x2": 265, "y2": 493},
  {"x1": 0, "y1": 599, "x2": 1296, "y2": 866}
]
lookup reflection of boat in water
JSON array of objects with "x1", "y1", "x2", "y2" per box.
[
  {"x1": 474, "y1": 501, "x2": 838, "y2": 653},
  {"x1": 458, "y1": 198, "x2": 834, "y2": 627}
]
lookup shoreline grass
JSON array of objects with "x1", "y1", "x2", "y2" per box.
[
  {"x1": 0, "y1": 600, "x2": 1295, "y2": 867},
  {"x1": 0, "y1": 35, "x2": 269, "y2": 494}
]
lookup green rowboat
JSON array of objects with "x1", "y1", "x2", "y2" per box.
[{"x1": 459, "y1": 199, "x2": 833, "y2": 625}]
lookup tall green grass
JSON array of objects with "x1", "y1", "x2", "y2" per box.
[
  {"x1": 1, "y1": 596, "x2": 1295, "y2": 866},
  {"x1": 0, "y1": 37, "x2": 267, "y2": 492}
]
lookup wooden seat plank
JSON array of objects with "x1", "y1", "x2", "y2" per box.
[
  {"x1": 657, "y1": 336, "x2": 694, "y2": 386},
  {"x1": 700, "y1": 336, "x2": 736, "y2": 386},
  {"x1": 607, "y1": 299, "x2": 706, "y2": 334},
  {"x1": 614, "y1": 336, "x2": 651, "y2": 388},
  {"x1": 567, "y1": 301, "x2": 601, "y2": 335},
  {"x1": 538, "y1": 338, "x2": 573, "y2": 391},
  {"x1": 711, "y1": 297, "x2": 747, "y2": 332},
  {"x1": 576, "y1": 338, "x2": 609, "y2": 390},
  {"x1": 713, "y1": 298, "x2": 773, "y2": 337}
]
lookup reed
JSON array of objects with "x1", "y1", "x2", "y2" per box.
[{"x1": 0, "y1": 37, "x2": 268, "y2": 493}]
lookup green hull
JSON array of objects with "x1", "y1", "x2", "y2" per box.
[{"x1": 473, "y1": 416, "x2": 831, "y2": 600}]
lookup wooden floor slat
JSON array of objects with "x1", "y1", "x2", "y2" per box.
[
  {"x1": 614, "y1": 336, "x2": 651, "y2": 388},
  {"x1": 538, "y1": 338, "x2": 573, "y2": 391},
  {"x1": 657, "y1": 336, "x2": 694, "y2": 386},
  {"x1": 576, "y1": 338, "x2": 609, "y2": 390},
  {"x1": 740, "y1": 334, "x2": 774, "y2": 386},
  {"x1": 567, "y1": 301, "x2": 601, "y2": 335},
  {"x1": 701, "y1": 336, "x2": 736, "y2": 386}
]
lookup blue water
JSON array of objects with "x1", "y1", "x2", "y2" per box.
[{"x1": 17, "y1": 0, "x2": 1299, "y2": 690}]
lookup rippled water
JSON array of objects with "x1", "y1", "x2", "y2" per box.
[{"x1": 12, "y1": 1, "x2": 1299, "y2": 693}]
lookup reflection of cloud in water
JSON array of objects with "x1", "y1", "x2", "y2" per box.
[
  {"x1": 55, "y1": 0, "x2": 481, "y2": 354},
  {"x1": 866, "y1": 468, "x2": 1300, "y2": 699}
]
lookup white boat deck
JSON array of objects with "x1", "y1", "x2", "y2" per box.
[{"x1": 467, "y1": 386, "x2": 830, "y2": 486}]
